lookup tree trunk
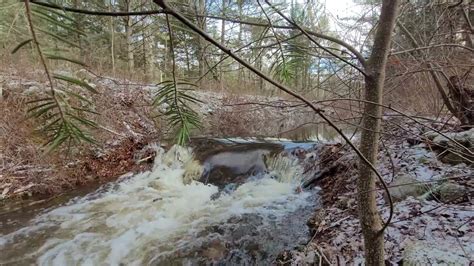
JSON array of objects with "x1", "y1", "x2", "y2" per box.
[
  {"x1": 397, "y1": 17, "x2": 473, "y2": 127},
  {"x1": 358, "y1": 0, "x2": 399, "y2": 265},
  {"x1": 144, "y1": 28, "x2": 156, "y2": 82},
  {"x1": 73, "y1": 0, "x2": 84, "y2": 59},
  {"x1": 446, "y1": 74, "x2": 474, "y2": 126},
  {"x1": 185, "y1": 43, "x2": 191, "y2": 74},
  {"x1": 109, "y1": 1, "x2": 115, "y2": 77},
  {"x1": 237, "y1": 0, "x2": 243, "y2": 84},
  {"x1": 219, "y1": 0, "x2": 227, "y2": 90},
  {"x1": 142, "y1": 31, "x2": 147, "y2": 79},
  {"x1": 196, "y1": 0, "x2": 207, "y2": 85},
  {"x1": 124, "y1": 0, "x2": 134, "y2": 74}
]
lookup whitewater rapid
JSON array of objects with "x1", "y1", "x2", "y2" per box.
[{"x1": 0, "y1": 145, "x2": 317, "y2": 265}]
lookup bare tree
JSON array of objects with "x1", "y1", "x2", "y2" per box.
[{"x1": 123, "y1": 0, "x2": 135, "y2": 73}]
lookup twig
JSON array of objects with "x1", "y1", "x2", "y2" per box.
[
  {"x1": 315, "y1": 244, "x2": 331, "y2": 265},
  {"x1": 30, "y1": 0, "x2": 366, "y2": 64},
  {"x1": 380, "y1": 137, "x2": 396, "y2": 183},
  {"x1": 390, "y1": 43, "x2": 474, "y2": 56},
  {"x1": 30, "y1": 0, "x2": 166, "y2": 16},
  {"x1": 98, "y1": 125, "x2": 127, "y2": 138},
  {"x1": 264, "y1": 0, "x2": 368, "y2": 75}
]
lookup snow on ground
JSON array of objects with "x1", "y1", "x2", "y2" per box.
[{"x1": 284, "y1": 120, "x2": 473, "y2": 265}]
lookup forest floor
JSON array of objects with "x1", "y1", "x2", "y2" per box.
[
  {"x1": 283, "y1": 119, "x2": 473, "y2": 264},
  {"x1": 1, "y1": 68, "x2": 472, "y2": 264}
]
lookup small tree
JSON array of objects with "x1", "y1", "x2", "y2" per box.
[{"x1": 357, "y1": 1, "x2": 400, "y2": 263}]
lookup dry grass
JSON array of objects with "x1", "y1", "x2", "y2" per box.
[{"x1": 0, "y1": 91, "x2": 67, "y2": 197}]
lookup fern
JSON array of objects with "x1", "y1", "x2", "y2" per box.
[
  {"x1": 32, "y1": 7, "x2": 86, "y2": 37},
  {"x1": 45, "y1": 53, "x2": 88, "y2": 67},
  {"x1": 53, "y1": 73, "x2": 97, "y2": 93},
  {"x1": 153, "y1": 80, "x2": 202, "y2": 145}
]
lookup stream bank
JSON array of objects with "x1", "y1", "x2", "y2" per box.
[{"x1": 283, "y1": 119, "x2": 473, "y2": 265}]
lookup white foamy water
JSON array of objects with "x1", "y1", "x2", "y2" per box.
[{"x1": 0, "y1": 145, "x2": 315, "y2": 265}]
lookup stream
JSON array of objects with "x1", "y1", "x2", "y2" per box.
[{"x1": 0, "y1": 138, "x2": 324, "y2": 265}]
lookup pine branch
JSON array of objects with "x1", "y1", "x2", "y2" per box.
[
  {"x1": 24, "y1": 0, "x2": 66, "y2": 125},
  {"x1": 22, "y1": 0, "x2": 99, "y2": 151}
]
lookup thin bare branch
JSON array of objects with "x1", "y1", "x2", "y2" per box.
[
  {"x1": 153, "y1": 0, "x2": 393, "y2": 233},
  {"x1": 264, "y1": 0, "x2": 368, "y2": 75}
]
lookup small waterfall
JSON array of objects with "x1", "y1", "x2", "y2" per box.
[
  {"x1": 266, "y1": 153, "x2": 305, "y2": 184},
  {"x1": 0, "y1": 144, "x2": 318, "y2": 265}
]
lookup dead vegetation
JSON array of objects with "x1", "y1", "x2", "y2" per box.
[
  {"x1": 204, "y1": 94, "x2": 320, "y2": 138},
  {"x1": 0, "y1": 69, "x2": 316, "y2": 200},
  {"x1": 285, "y1": 119, "x2": 473, "y2": 264},
  {"x1": 0, "y1": 69, "x2": 160, "y2": 200}
]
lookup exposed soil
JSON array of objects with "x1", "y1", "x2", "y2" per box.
[{"x1": 1, "y1": 136, "x2": 156, "y2": 200}]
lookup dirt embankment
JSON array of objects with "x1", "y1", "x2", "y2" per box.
[{"x1": 1, "y1": 68, "x2": 164, "y2": 200}]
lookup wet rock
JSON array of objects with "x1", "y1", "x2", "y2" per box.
[
  {"x1": 439, "y1": 149, "x2": 474, "y2": 165},
  {"x1": 231, "y1": 224, "x2": 256, "y2": 240},
  {"x1": 402, "y1": 241, "x2": 470, "y2": 265},
  {"x1": 201, "y1": 239, "x2": 227, "y2": 261},
  {"x1": 424, "y1": 128, "x2": 474, "y2": 147},
  {"x1": 387, "y1": 175, "x2": 430, "y2": 202},
  {"x1": 275, "y1": 250, "x2": 293, "y2": 265},
  {"x1": 228, "y1": 213, "x2": 264, "y2": 225},
  {"x1": 423, "y1": 129, "x2": 474, "y2": 165},
  {"x1": 435, "y1": 182, "x2": 470, "y2": 203}
]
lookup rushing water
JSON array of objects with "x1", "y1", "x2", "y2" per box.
[{"x1": 0, "y1": 142, "x2": 320, "y2": 265}]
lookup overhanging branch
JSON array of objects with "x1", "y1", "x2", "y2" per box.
[
  {"x1": 153, "y1": 0, "x2": 393, "y2": 232},
  {"x1": 29, "y1": 0, "x2": 366, "y2": 64},
  {"x1": 30, "y1": 0, "x2": 167, "y2": 16},
  {"x1": 264, "y1": 0, "x2": 367, "y2": 75}
]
